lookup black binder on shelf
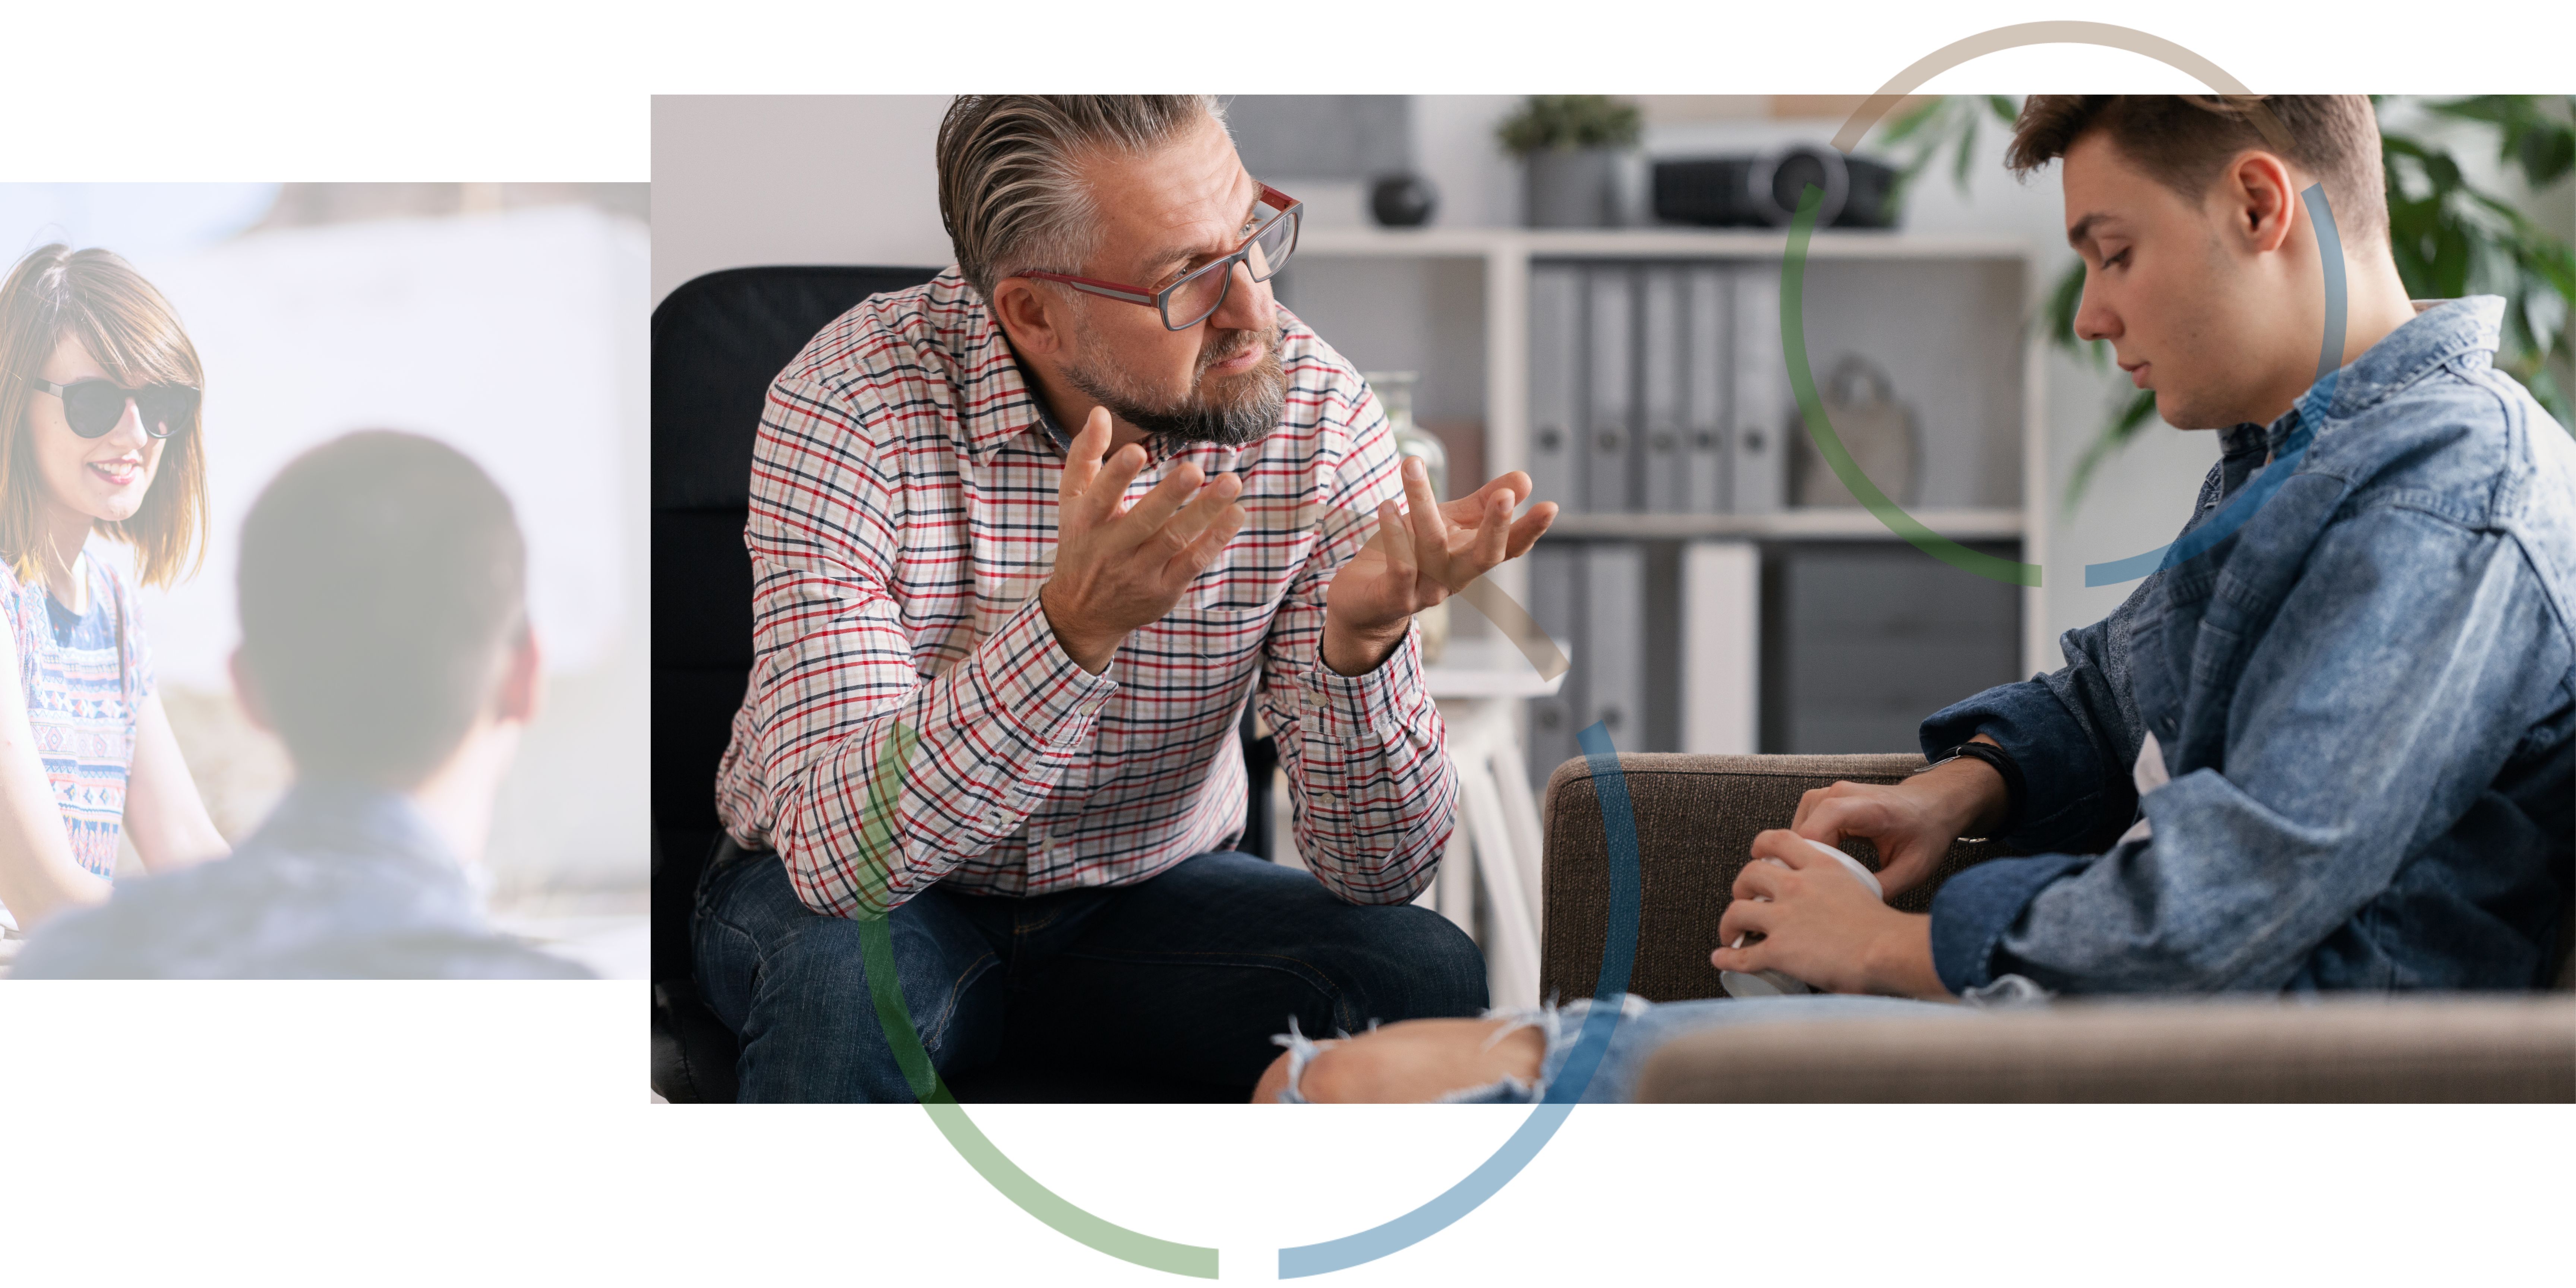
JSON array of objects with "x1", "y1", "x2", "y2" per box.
[
  {"x1": 1578, "y1": 542, "x2": 1646, "y2": 748},
  {"x1": 1728, "y1": 264, "x2": 1789, "y2": 514},
  {"x1": 1685, "y1": 264, "x2": 1731, "y2": 514},
  {"x1": 1528, "y1": 262, "x2": 1584, "y2": 515},
  {"x1": 1583, "y1": 264, "x2": 1637, "y2": 514},
  {"x1": 1639, "y1": 265, "x2": 1690, "y2": 515}
]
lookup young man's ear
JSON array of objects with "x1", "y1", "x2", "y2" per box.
[
  {"x1": 227, "y1": 648, "x2": 273, "y2": 734},
  {"x1": 987, "y1": 276, "x2": 1068, "y2": 359},
  {"x1": 2222, "y1": 150, "x2": 2303, "y2": 256},
  {"x1": 493, "y1": 629, "x2": 542, "y2": 726}
]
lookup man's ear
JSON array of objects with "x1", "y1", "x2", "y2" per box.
[
  {"x1": 987, "y1": 276, "x2": 1068, "y2": 359},
  {"x1": 228, "y1": 648, "x2": 274, "y2": 734},
  {"x1": 493, "y1": 629, "x2": 542, "y2": 726},
  {"x1": 2222, "y1": 150, "x2": 2302, "y2": 256}
]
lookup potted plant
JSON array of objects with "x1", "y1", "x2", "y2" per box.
[
  {"x1": 1884, "y1": 94, "x2": 2575, "y2": 509},
  {"x1": 1499, "y1": 95, "x2": 1644, "y2": 228}
]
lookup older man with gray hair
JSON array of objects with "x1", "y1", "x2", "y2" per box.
[{"x1": 694, "y1": 94, "x2": 1559, "y2": 1101}]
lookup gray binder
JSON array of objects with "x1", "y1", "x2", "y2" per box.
[
  {"x1": 1685, "y1": 265, "x2": 1731, "y2": 513},
  {"x1": 1639, "y1": 265, "x2": 1689, "y2": 514},
  {"x1": 1728, "y1": 264, "x2": 1789, "y2": 514},
  {"x1": 1527, "y1": 263, "x2": 1583, "y2": 514},
  {"x1": 1524, "y1": 543, "x2": 1581, "y2": 793},
  {"x1": 1583, "y1": 265, "x2": 1636, "y2": 514},
  {"x1": 1578, "y1": 543, "x2": 1646, "y2": 748}
]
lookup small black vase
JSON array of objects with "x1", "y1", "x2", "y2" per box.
[{"x1": 1368, "y1": 172, "x2": 1439, "y2": 228}]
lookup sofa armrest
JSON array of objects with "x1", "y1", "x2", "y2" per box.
[
  {"x1": 1539, "y1": 752, "x2": 2006, "y2": 1004},
  {"x1": 1632, "y1": 996, "x2": 2576, "y2": 1102}
]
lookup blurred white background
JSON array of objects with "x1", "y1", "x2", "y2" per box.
[{"x1": 1, "y1": 183, "x2": 649, "y2": 976}]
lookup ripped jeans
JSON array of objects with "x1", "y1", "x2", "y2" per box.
[{"x1": 1270, "y1": 992, "x2": 1987, "y2": 1104}]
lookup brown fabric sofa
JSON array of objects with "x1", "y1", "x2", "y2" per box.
[{"x1": 1537, "y1": 753, "x2": 2576, "y2": 1102}]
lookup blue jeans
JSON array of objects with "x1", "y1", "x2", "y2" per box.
[
  {"x1": 691, "y1": 839, "x2": 1489, "y2": 1102},
  {"x1": 1268, "y1": 993, "x2": 1970, "y2": 1104}
]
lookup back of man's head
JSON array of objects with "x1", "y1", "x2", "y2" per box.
[
  {"x1": 237, "y1": 430, "x2": 527, "y2": 789},
  {"x1": 2007, "y1": 95, "x2": 2387, "y2": 247}
]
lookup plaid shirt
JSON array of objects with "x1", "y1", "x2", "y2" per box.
[{"x1": 713, "y1": 270, "x2": 1456, "y2": 917}]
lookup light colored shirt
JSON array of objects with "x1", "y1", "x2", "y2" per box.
[
  {"x1": 713, "y1": 269, "x2": 1457, "y2": 917},
  {"x1": 2, "y1": 553, "x2": 150, "y2": 881}
]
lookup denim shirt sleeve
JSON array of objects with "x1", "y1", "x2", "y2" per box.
[
  {"x1": 1918, "y1": 599, "x2": 2146, "y2": 857},
  {"x1": 1931, "y1": 505, "x2": 2566, "y2": 994}
]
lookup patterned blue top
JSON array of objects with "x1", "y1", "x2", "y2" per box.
[{"x1": 3, "y1": 554, "x2": 151, "y2": 880}]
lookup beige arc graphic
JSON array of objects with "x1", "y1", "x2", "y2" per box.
[{"x1": 1826, "y1": 21, "x2": 2292, "y2": 154}]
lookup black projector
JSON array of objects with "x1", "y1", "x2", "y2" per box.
[{"x1": 1653, "y1": 145, "x2": 1901, "y2": 229}]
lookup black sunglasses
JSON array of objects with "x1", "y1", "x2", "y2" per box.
[{"x1": 30, "y1": 376, "x2": 199, "y2": 439}]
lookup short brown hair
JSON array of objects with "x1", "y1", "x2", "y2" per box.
[
  {"x1": 2007, "y1": 95, "x2": 2386, "y2": 246},
  {"x1": 935, "y1": 95, "x2": 1225, "y2": 301},
  {"x1": 238, "y1": 431, "x2": 528, "y2": 788},
  {"x1": 0, "y1": 244, "x2": 209, "y2": 588}
]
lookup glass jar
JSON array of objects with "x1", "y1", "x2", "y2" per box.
[{"x1": 1365, "y1": 371, "x2": 1449, "y2": 664}]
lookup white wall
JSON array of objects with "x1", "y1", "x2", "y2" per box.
[
  {"x1": 651, "y1": 95, "x2": 2572, "y2": 663},
  {"x1": 651, "y1": 95, "x2": 955, "y2": 305}
]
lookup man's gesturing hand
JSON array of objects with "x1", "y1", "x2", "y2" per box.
[
  {"x1": 1321, "y1": 457, "x2": 1559, "y2": 675},
  {"x1": 1040, "y1": 408, "x2": 1247, "y2": 673}
]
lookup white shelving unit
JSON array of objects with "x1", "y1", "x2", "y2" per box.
[
  {"x1": 1291, "y1": 225, "x2": 2051, "y2": 678},
  {"x1": 1284, "y1": 226, "x2": 2046, "y2": 999}
]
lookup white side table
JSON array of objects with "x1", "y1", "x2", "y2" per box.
[{"x1": 1420, "y1": 635, "x2": 1565, "y2": 1011}]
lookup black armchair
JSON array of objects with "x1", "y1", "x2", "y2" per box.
[{"x1": 650, "y1": 267, "x2": 1266, "y2": 1103}]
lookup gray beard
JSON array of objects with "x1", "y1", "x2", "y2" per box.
[{"x1": 1063, "y1": 322, "x2": 1288, "y2": 451}]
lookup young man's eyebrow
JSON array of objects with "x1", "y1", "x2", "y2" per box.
[{"x1": 2066, "y1": 212, "x2": 2114, "y2": 248}]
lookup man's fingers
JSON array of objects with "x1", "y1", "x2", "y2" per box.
[
  {"x1": 1472, "y1": 488, "x2": 1512, "y2": 570},
  {"x1": 1400, "y1": 458, "x2": 1448, "y2": 584},
  {"x1": 1749, "y1": 828, "x2": 1828, "y2": 869},
  {"x1": 1791, "y1": 788, "x2": 1878, "y2": 844},
  {"x1": 1733, "y1": 855, "x2": 1789, "y2": 902},
  {"x1": 1873, "y1": 847, "x2": 1940, "y2": 899},
  {"x1": 1061, "y1": 407, "x2": 1114, "y2": 506},
  {"x1": 1170, "y1": 498, "x2": 1248, "y2": 581},
  {"x1": 1377, "y1": 498, "x2": 1417, "y2": 587},
  {"x1": 1790, "y1": 786, "x2": 1825, "y2": 835},
  {"x1": 1438, "y1": 473, "x2": 1515, "y2": 528},
  {"x1": 1112, "y1": 460, "x2": 1209, "y2": 544},
  {"x1": 1716, "y1": 897, "x2": 1773, "y2": 951},
  {"x1": 1502, "y1": 501, "x2": 1558, "y2": 560},
  {"x1": 1149, "y1": 472, "x2": 1241, "y2": 557},
  {"x1": 1085, "y1": 442, "x2": 1153, "y2": 524}
]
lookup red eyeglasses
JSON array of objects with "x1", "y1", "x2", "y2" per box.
[{"x1": 1018, "y1": 184, "x2": 1302, "y2": 331}]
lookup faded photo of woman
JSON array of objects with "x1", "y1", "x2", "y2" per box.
[{"x1": 0, "y1": 244, "x2": 227, "y2": 936}]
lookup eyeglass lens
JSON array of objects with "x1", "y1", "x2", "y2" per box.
[
  {"x1": 60, "y1": 380, "x2": 197, "y2": 439},
  {"x1": 1162, "y1": 204, "x2": 1300, "y2": 330}
]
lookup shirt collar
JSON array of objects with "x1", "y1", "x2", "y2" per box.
[
  {"x1": 245, "y1": 779, "x2": 465, "y2": 885},
  {"x1": 2259, "y1": 295, "x2": 2507, "y2": 451},
  {"x1": 949, "y1": 275, "x2": 1070, "y2": 464}
]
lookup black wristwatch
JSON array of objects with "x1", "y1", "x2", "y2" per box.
[{"x1": 1919, "y1": 740, "x2": 2023, "y2": 839}]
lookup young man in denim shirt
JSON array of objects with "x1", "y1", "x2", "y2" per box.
[{"x1": 1255, "y1": 94, "x2": 2574, "y2": 1104}]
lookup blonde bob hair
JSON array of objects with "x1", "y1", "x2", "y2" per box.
[{"x1": 0, "y1": 243, "x2": 208, "y2": 589}]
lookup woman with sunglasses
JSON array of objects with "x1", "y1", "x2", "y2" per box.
[{"x1": 0, "y1": 244, "x2": 227, "y2": 937}]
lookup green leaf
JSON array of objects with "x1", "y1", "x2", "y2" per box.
[
  {"x1": 1878, "y1": 96, "x2": 1948, "y2": 146},
  {"x1": 2043, "y1": 259, "x2": 2106, "y2": 367},
  {"x1": 2062, "y1": 389, "x2": 2162, "y2": 513}
]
